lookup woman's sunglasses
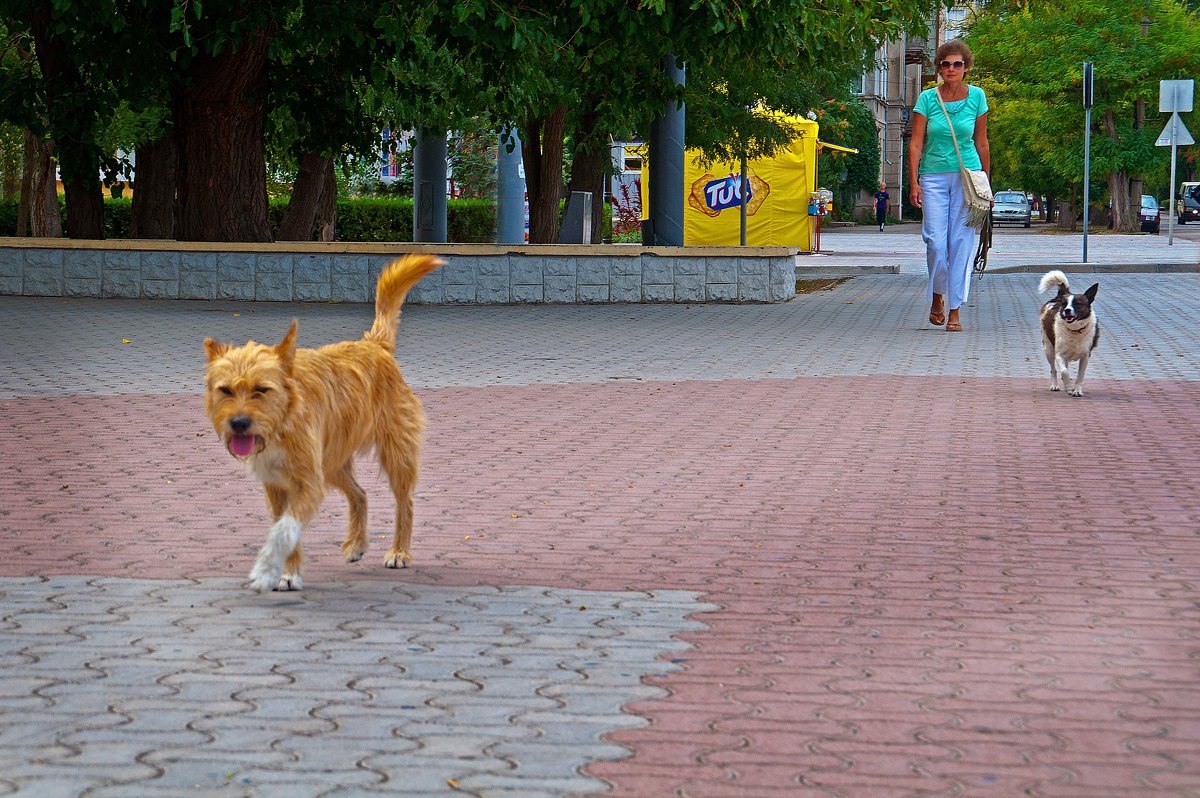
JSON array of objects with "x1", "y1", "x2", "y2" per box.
[{"x1": 939, "y1": 60, "x2": 966, "y2": 69}]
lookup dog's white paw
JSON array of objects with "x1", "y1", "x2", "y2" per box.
[
  {"x1": 276, "y1": 573, "x2": 303, "y2": 591},
  {"x1": 248, "y1": 564, "x2": 282, "y2": 593},
  {"x1": 1067, "y1": 387, "x2": 1084, "y2": 397},
  {"x1": 248, "y1": 514, "x2": 301, "y2": 593},
  {"x1": 1049, "y1": 382, "x2": 1061, "y2": 392}
]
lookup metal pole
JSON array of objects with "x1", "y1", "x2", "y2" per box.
[
  {"x1": 1169, "y1": 117, "x2": 1178, "y2": 246},
  {"x1": 496, "y1": 127, "x2": 525, "y2": 244},
  {"x1": 739, "y1": 154, "x2": 748, "y2": 246},
  {"x1": 413, "y1": 129, "x2": 448, "y2": 243},
  {"x1": 647, "y1": 54, "x2": 686, "y2": 247},
  {"x1": 1083, "y1": 106, "x2": 1091, "y2": 264},
  {"x1": 1082, "y1": 61, "x2": 1093, "y2": 266}
]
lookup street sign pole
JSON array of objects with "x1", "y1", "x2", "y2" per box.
[
  {"x1": 1158, "y1": 80, "x2": 1195, "y2": 247},
  {"x1": 1170, "y1": 115, "x2": 1178, "y2": 245},
  {"x1": 1082, "y1": 63, "x2": 1093, "y2": 265}
]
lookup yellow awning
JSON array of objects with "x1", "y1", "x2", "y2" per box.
[{"x1": 816, "y1": 140, "x2": 859, "y2": 154}]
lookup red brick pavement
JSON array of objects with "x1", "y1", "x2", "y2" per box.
[{"x1": 3, "y1": 375, "x2": 1200, "y2": 795}]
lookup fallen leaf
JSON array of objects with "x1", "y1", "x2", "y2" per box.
[{"x1": 121, "y1": 339, "x2": 131, "y2": 344}]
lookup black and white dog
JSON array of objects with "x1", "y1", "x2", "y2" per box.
[{"x1": 1039, "y1": 270, "x2": 1100, "y2": 397}]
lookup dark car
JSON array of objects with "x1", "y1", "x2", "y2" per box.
[
  {"x1": 1178, "y1": 195, "x2": 1200, "y2": 225},
  {"x1": 1139, "y1": 195, "x2": 1160, "y2": 233},
  {"x1": 991, "y1": 190, "x2": 1031, "y2": 227}
]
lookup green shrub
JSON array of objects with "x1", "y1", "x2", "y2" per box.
[
  {"x1": 103, "y1": 197, "x2": 132, "y2": 239},
  {"x1": 446, "y1": 198, "x2": 496, "y2": 243},
  {"x1": 0, "y1": 198, "x2": 17, "y2": 235},
  {"x1": 0, "y1": 196, "x2": 496, "y2": 242}
]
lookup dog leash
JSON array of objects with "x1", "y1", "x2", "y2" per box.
[{"x1": 973, "y1": 214, "x2": 992, "y2": 282}]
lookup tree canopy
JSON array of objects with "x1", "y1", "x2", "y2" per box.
[
  {"x1": 2, "y1": 0, "x2": 933, "y2": 241},
  {"x1": 967, "y1": 0, "x2": 1200, "y2": 228}
]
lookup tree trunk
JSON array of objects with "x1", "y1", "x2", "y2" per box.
[
  {"x1": 61, "y1": 177, "x2": 104, "y2": 239},
  {"x1": 521, "y1": 105, "x2": 567, "y2": 244},
  {"x1": 173, "y1": 27, "x2": 274, "y2": 242},
  {"x1": 17, "y1": 132, "x2": 32, "y2": 237},
  {"x1": 21, "y1": 131, "x2": 63, "y2": 238},
  {"x1": 316, "y1": 159, "x2": 337, "y2": 242},
  {"x1": 277, "y1": 153, "x2": 333, "y2": 240},
  {"x1": 1056, "y1": 189, "x2": 1076, "y2": 231},
  {"x1": 1101, "y1": 109, "x2": 1136, "y2": 233},
  {"x1": 131, "y1": 133, "x2": 176, "y2": 239},
  {"x1": 1106, "y1": 171, "x2": 1134, "y2": 232},
  {"x1": 29, "y1": 0, "x2": 104, "y2": 239},
  {"x1": 1, "y1": 149, "x2": 17, "y2": 199},
  {"x1": 566, "y1": 109, "x2": 606, "y2": 243}
]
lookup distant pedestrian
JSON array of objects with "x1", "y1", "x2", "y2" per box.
[
  {"x1": 907, "y1": 39, "x2": 990, "y2": 333},
  {"x1": 874, "y1": 183, "x2": 890, "y2": 231}
]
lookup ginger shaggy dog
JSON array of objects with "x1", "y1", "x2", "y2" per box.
[{"x1": 204, "y1": 255, "x2": 444, "y2": 592}]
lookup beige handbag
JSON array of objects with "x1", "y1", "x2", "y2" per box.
[{"x1": 934, "y1": 87, "x2": 992, "y2": 229}]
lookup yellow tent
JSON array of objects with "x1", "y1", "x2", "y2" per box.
[{"x1": 639, "y1": 116, "x2": 819, "y2": 250}]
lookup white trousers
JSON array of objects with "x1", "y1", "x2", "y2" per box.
[{"x1": 920, "y1": 172, "x2": 977, "y2": 310}]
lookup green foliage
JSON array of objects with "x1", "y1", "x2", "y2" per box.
[
  {"x1": 815, "y1": 97, "x2": 882, "y2": 218},
  {"x1": 0, "y1": 195, "x2": 497, "y2": 241},
  {"x1": 0, "y1": 121, "x2": 21, "y2": 198},
  {"x1": 968, "y1": 0, "x2": 1200, "y2": 203},
  {"x1": 450, "y1": 129, "x2": 497, "y2": 200},
  {"x1": 434, "y1": 0, "x2": 929, "y2": 168},
  {"x1": 4, "y1": 0, "x2": 935, "y2": 241},
  {"x1": 0, "y1": 196, "x2": 18, "y2": 233}
]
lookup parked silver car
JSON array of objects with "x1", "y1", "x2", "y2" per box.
[{"x1": 991, "y1": 190, "x2": 1031, "y2": 227}]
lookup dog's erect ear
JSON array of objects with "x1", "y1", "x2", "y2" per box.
[
  {"x1": 275, "y1": 320, "x2": 298, "y2": 372},
  {"x1": 204, "y1": 338, "x2": 230, "y2": 362},
  {"x1": 1084, "y1": 283, "x2": 1099, "y2": 303}
]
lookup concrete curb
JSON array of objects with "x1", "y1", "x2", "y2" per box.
[{"x1": 985, "y1": 262, "x2": 1199, "y2": 274}]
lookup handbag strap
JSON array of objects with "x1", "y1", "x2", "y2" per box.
[{"x1": 933, "y1": 86, "x2": 971, "y2": 170}]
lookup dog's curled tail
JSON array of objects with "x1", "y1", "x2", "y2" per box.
[
  {"x1": 366, "y1": 255, "x2": 445, "y2": 348},
  {"x1": 1039, "y1": 269, "x2": 1070, "y2": 295}
]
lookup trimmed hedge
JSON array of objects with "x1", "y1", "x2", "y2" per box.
[{"x1": 0, "y1": 196, "x2": 498, "y2": 242}]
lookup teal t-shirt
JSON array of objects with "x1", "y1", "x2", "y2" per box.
[{"x1": 914, "y1": 85, "x2": 988, "y2": 174}]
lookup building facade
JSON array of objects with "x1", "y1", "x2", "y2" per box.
[{"x1": 856, "y1": 6, "x2": 973, "y2": 221}]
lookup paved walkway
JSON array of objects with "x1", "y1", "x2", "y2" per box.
[
  {"x1": 808, "y1": 223, "x2": 1200, "y2": 275},
  {"x1": 2, "y1": 266, "x2": 1200, "y2": 796}
]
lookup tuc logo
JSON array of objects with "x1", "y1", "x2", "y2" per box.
[
  {"x1": 688, "y1": 172, "x2": 770, "y2": 218},
  {"x1": 705, "y1": 174, "x2": 752, "y2": 211}
]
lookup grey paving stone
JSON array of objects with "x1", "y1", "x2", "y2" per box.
[{"x1": 0, "y1": 577, "x2": 708, "y2": 797}]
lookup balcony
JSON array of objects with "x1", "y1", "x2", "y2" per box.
[{"x1": 906, "y1": 37, "x2": 930, "y2": 66}]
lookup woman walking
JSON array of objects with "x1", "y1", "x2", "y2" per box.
[{"x1": 908, "y1": 39, "x2": 990, "y2": 332}]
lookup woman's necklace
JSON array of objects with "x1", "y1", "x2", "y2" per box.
[
  {"x1": 939, "y1": 84, "x2": 969, "y2": 114},
  {"x1": 938, "y1": 84, "x2": 967, "y2": 103}
]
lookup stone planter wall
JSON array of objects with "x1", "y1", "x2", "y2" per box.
[{"x1": 0, "y1": 241, "x2": 797, "y2": 304}]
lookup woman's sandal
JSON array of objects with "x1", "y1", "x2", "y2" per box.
[
  {"x1": 945, "y1": 320, "x2": 963, "y2": 332},
  {"x1": 929, "y1": 309, "x2": 946, "y2": 326}
]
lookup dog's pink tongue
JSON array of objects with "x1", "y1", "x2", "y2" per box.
[{"x1": 230, "y1": 434, "x2": 256, "y2": 457}]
